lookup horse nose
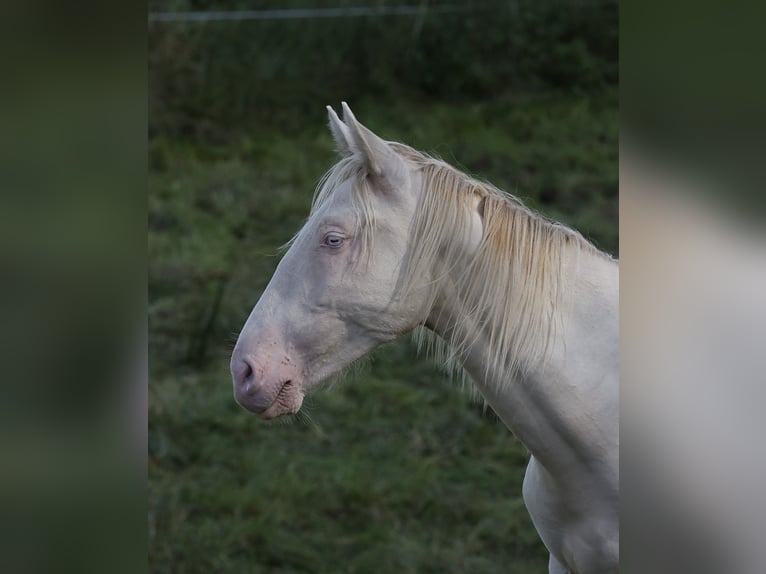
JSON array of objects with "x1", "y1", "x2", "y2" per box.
[{"x1": 231, "y1": 356, "x2": 266, "y2": 412}]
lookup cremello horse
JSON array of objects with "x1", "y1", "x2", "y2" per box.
[{"x1": 231, "y1": 103, "x2": 618, "y2": 574}]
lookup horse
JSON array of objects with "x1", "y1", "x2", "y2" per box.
[{"x1": 230, "y1": 103, "x2": 619, "y2": 574}]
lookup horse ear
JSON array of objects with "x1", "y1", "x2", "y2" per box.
[
  {"x1": 327, "y1": 105, "x2": 352, "y2": 157},
  {"x1": 341, "y1": 101, "x2": 404, "y2": 181}
]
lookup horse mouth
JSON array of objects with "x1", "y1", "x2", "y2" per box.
[{"x1": 257, "y1": 379, "x2": 304, "y2": 420}]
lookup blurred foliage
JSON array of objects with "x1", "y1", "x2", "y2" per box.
[
  {"x1": 149, "y1": 2, "x2": 617, "y2": 572},
  {"x1": 149, "y1": 0, "x2": 617, "y2": 142}
]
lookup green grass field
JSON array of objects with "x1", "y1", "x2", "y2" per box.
[{"x1": 149, "y1": 92, "x2": 617, "y2": 573}]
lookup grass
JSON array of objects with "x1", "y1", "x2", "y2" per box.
[
  {"x1": 149, "y1": 91, "x2": 617, "y2": 573},
  {"x1": 149, "y1": 350, "x2": 544, "y2": 573}
]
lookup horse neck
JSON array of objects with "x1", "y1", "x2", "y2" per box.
[{"x1": 426, "y1": 244, "x2": 619, "y2": 479}]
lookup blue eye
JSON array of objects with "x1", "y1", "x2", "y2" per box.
[{"x1": 323, "y1": 233, "x2": 345, "y2": 248}]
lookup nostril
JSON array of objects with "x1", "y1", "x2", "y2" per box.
[
  {"x1": 232, "y1": 357, "x2": 257, "y2": 395},
  {"x1": 242, "y1": 361, "x2": 254, "y2": 385}
]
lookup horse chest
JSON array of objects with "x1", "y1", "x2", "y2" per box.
[{"x1": 523, "y1": 456, "x2": 619, "y2": 574}]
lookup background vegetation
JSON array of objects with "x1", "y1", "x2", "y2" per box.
[{"x1": 149, "y1": 1, "x2": 617, "y2": 572}]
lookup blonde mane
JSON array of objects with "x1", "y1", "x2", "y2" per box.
[{"x1": 309, "y1": 142, "x2": 608, "y2": 387}]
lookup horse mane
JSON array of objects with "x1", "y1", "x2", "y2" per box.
[{"x1": 308, "y1": 141, "x2": 608, "y2": 388}]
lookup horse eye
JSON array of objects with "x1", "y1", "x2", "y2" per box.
[{"x1": 323, "y1": 233, "x2": 345, "y2": 248}]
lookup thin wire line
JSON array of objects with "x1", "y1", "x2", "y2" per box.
[{"x1": 148, "y1": 4, "x2": 479, "y2": 23}]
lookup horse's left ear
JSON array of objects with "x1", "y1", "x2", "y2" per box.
[
  {"x1": 341, "y1": 102, "x2": 406, "y2": 185},
  {"x1": 327, "y1": 105, "x2": 353, "y2": 157}
]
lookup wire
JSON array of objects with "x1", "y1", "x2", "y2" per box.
[{"x1": 148, "y1": 4, "x2": 479, "y2": 23}]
